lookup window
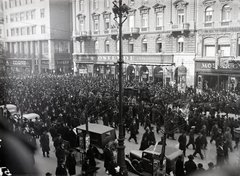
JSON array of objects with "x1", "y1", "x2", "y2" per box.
[
  {"x1": 142, "y1": 13, "x2": 148, "y2": 28},
  {"x1": 129, "y1": 15, "x2": 135, "y2": 29},
  {"x1": 79, "y1": 20, "x2": 84, "y2": 31},
  {"x1": 156, "y1": 12, "x2": 163, "y2": 27},
  {"x1": 204, "y1": 45, "x2": 215, "y2": 56},
  {"x1": 20, "y1": 12, "x2": 24, "y2": 21},
  {"x1": 178, "y1": 37, "x2": 184, "y2": 52},
  {"x1": 10, "y1": 14, "x2": 14, "y2": 22},
  {"x1": 31, "y1": 10, "x2": 36, "y2": 19},
  {"x1": 27, "y1": 27, "x2": 30, "y2": 35},
  {"x1": 16, "y1": 28, "x2": 19, "y2": 36},
  {"x1": 6, "y1": 16, "x2": 8, "y2": 23},
  {"x1": 42, "y1": 41, "x2": 49, "y2": 54},
  {"x1": 177, "y1": 9, "x2": 184, "y2": 24},
  {"x1": 205, "y1": 7, "x2": 213, "y2": 23},
  {"x1": 40, "y1": 9, "x2": 45, "y2": 18},
  {"x1": 156, "y1": 38, "x2": 162, "y2": 53},
  {"x1": 94, "y1": 41, "x2": 99, "y2": 53},
  {"x1": 21, "y1": 27, "x2": 26, "y2": 35},
  {"x1": 32, "y1": 26, "x2": 36, "y2": 34},
  {"x1": 26, "y1": 11, "x2": 30, "y2": 20},
  {"x1": 11, "y1": 29, "x2": 15, "y2": 36},
  {"x1": 15, "y1": 13, "x2": 18, "y2": 22},
  {"x1": 93, "y1": 0, "x2": 98, "y2": 9},
  {"x1": 6, "y1": 30, "x2": 9, "y2": 37},
  {"x1": 218, "y1": 45, "x2": 230, "y2": 56},
  {"x1": 222, "y1": 5, "x2": 231, "y2": 21},
  {"x1": 142, "y1": 38, "x2": 147, "y2": 52},
  {"x1": 79, "y1": 0, "x2": 84, "y2": 12},
  {"x1": 105, "y1": 40, "x2": 110, "y2": 53},
  {"x1": 94, "y1": 19, "x2": 99, "y2": 31},
  {"x1": 104, "y1": 18, "x2": 110, "y2": 30},
  {"x1": 129, "y1": 39, "x2": 134, "y2": 53},
  {"x1": 41, "y1": 25, "x2": 46, "y2": 34},
  {"x1": 104, "y1": 0, "x2": 110, "y2": 9},
  {"x1": 80, "y1": 41, "x2": 84, "y2": 53}
]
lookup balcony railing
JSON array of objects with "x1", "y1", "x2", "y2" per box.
[
  {"x1": 221, "y1": 21, "x2": 230, "y2": 26},
  {"x1": 156, "y1": 26, "x2": 163, "y2": 31},
  {"x1": 204, "y1": 22, "x2": 213, "y2": 28},
  {"x1": 171, "y1": 23, "x2": 190, "y2": 31}
]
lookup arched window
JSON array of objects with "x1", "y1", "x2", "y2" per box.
[
  {"x1": 178, "y1": 37, "x2": 184, "y2": 53},
  {"x1": 142, "y1": 38, "x2": 147, "y2": 52},
  {"x1": 105, "y1": 40, "x2": 109, "y2": 53},
  {"x1": 129, "y1": 39, "x2": 134, "y2": 53},
  {"x1": 222, "y1": 4, "x2": 231, "y2": 21},
  {"x1": 94, "y1": 40, "x2": 99, "y2": 53},
  {"x1": 156, "y1": 38, "x2": 162, "y2": 53},
  {"x1": 205, "y1": 7, "x2": 213, "y2": 23},
  {"x1": 80, "y1": 41, "x2": 84, "y2": 53}
]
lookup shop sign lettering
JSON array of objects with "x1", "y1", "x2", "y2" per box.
[
  {"x1": 56, "y1": 61, "x2": 70, "y2": 65},
  {"x1": 200, "y1": 62, "x2": 240, "y2": 69},
  {"x1": 13, "y1": 61, "x2": 27, "y2": 66}
]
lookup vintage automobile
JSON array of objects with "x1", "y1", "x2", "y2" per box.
[
  {"x1": 22, "y1": 113, "x2": 40, "y2": 122},
  {"x1": 125, "y1": 144, "x2": 183, "y2": 176},
  {"x1": 74, "y1": 123, "x2": 117, "y2": 159},
  {"x1": 0, "y1": 104, "x2": 17, "y2": 114}
]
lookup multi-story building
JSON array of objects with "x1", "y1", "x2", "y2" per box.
[
  {"x1": 195, "y1": 0, "x2": 240, "y2": 91},
  {"x1": 72, "y1": 0, "x2": 197, "y2": 87},
  {"x1": 3, "y1": 0, "x2": 72, "y2": 74},
  {"x1": 0, "y1": 0, "x2": 5, "y2": 72}
]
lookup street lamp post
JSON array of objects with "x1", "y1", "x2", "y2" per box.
[{"x1": 112, "y1": 1, "x2": 129, "y2": 175}]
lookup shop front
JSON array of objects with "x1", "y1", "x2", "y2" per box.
[
  {"x1": 153, "y1": 66, "x2": 163, "y2": 84},
  {"x1": 6, "y1": 59, "x2": 32, "y2": 73},
  {"x1": 195, "y1": 60, "x2": 240, "y2": 92},
  {"x1": 55, "y1": 59, "x2": 71, "y2": 74}
]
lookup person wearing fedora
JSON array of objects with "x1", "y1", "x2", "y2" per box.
[
  {"x1": 184, "y1": 155, "x2": 197, "y2": 176},
  {"x1": 55, "y1": 159, "x2": 67, "y2": 176}
]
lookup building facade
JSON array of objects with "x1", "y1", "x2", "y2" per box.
[
  {"x1": 72, "y1": 0, "x2": 197, "y2": 87},
  {"x1": 195, "y1": 0, "x2": 240, "y2": 91},
  {"x1": 3, "y1": 0, "x2": 72, "y2": 74}
]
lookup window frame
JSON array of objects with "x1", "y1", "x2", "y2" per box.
[
  {"x1": 177, "y1": 37, "x2": 184, "y2": 53},
  {"x1": 142, "y1": 13, "x2": 148, "y2": 28},
  {"x1": 156, "y1": 38, "x2": 162, "y2": 53},
  {"x1": 94, "y1": 40, "x2": 99, "y2": 53},
  {"x1": 205, "y1": 7, "x2": 213, "y2": 23},
  {"x1": 129, "y1": 39, "x2": 134, "y2": 53},
  {"x1": 222, "y1": 4, "x2": 231, "y2": 22},
  {"x1": 40, "y1": 8, "x2": 45, "y2": 18},
  {"x1": 142, "y1": 38, "x2": 147, "y2": 53},
  {"x1": 105, "y1": 40, "x2": 110, "y2": 53},
  {"x1": 41, "y1": 25, "x2": 46, "y2": 34}
]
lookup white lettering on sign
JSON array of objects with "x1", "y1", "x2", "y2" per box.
[
  {"x1": 12, "y1": 61, "x2": 27, "y2": 66},
  {"x1": 56, "y1": 61, "x2": 69, "y2": 65},
  {"x1": 201, "y1": 63, "x2": 215, "y2": 68}
]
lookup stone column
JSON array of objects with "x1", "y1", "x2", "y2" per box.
[
  {"x1": 31, "y1": 41, "x2": 35, "y2": 73},
  {"x1": 27, "y1": 41, "x2": 31, "y2": 58},
  {"x1": 38, "y1": 41, "x2": 42, "y2": 74}
]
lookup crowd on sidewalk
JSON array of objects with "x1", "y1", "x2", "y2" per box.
[{"x1": 0, "y1": 73, "x2": 240, "y2": 176}]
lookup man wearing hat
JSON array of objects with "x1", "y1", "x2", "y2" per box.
[
  {"x1": 184, "y1": 155, "x2": 197, "y2": 176},
  {"x1": 66, "y1": 149, "x2": 76, "y2": 176},
  {"x1": 193, "y1": 133, "x2": 204, "y2": 159}
]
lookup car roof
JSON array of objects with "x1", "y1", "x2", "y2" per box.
[
  {"x1": 76, "y1": 123, "x2": 115, "y2": 134},
  {"x1": 144, "y1": 145, "x2": 183, "y2": 160},
  {"x1": 23, "y1": 113, "x2": 40, "y2": 119}
]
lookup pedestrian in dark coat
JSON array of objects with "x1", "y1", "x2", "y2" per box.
[
  {"x1": 40, "y1": 131, "x2": 50, "y2": 157},
  {"x1": 65, "y1": 149, "x2": 76, "y2": 176},
  {"x1": 103, "y1": 143, "x2": 113, "y2": 173},
  {"x1": 54, "y1": 134, "x2": 63, "y2": 150},
  {"x1": 55, "y1": 159, "x2": 67, "y2": 176},
  {"x1": 86, "y1": 144, "x2": 96, "y2": 167},
  {"x1": 56, "y1": 143, "x2": 66, "y2": 165},
  {"x1": 193, "y1": 133, "x2": 204, "y2": 159},
  {"x1": 139, "y1": 127, "x2": 150, "y2": 150},
  {"x1": 149, "y1": 127, "x2": 156, "y2": 145},
  {"x1": 128, "y1": 122, "x2": 138, "y2": 144},
  {"x1": 184, "y1": 155, "x2": 197, "y2": 176},
  {"x1": 200, "y1": 125, "x2": 208, "y2": 149},
  {"x1": 178, "y1": 132, "x2": 187, "y2": 156},
  {"x1": 186, "y1": 128, "x2": 195, "y2": 150},
  {"x1": 175, "y1": 156, "x2": 185, "y2": 176}
]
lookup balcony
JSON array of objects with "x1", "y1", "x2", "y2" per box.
[
  {"x1": 156, "y1": 26, "x2": 163, "y2": 31},
  {"x1": 122, "y1": 27, "x2": 140, "y2": 39},
  {"x1": 75, "y1": 31, "x2": 91, "y2": 41},
  {"x1": 171, "y1": 23, "x2": 190, "y2": 36},
  {"x1": 221, "y1": 21, "x2": 230, "y2": 27},
  {"x1": 204, "y1": 22, "x2": 214, "y2": 28}
]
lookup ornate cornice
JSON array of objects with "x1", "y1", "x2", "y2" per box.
[
  {"x1": 202, "y1": 0, "x2": 216, "y2": 6},
  {"x1": 173, "y1": 0, "x2": 189, "y2": 9},
  {"x1": 138, "y1": 5, "x2": 151, "y2": 14}
]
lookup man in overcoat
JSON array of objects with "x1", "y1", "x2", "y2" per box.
[{"x1": 40, "y1": 131, "x2": 50, "y2": 157}]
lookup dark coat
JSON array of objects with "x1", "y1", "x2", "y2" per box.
[
  {"x1": 55, "y1": 165, "x2": 67, "y2": 176},
  {"x1": 184, "y1": 160, "x2": 197, "y2": 176},
  {"x1": 195, "y1": 136, "x2": 203, "y2": 151},
  {"x1": 86, "y1": 147, "x2": 96, "y2": 167},
  {"x1": 56, "y1": 147, "x2": 66, "y2": 161},
  {"x1": 178, "y1": 134, "x2": 187, "y2": 150},
  {"x1": 66, "y1": 153, "x2": 76, "y2": 175},
  {"x1": 40, "y1": 133, "x2": 50, "y2": 152},
  {"x1": 139, "y1": 132, "x2": 150, "y2": 150},
  {"x1": 175, "y1": 158, "x2": 185, "y2": 176},
  {"x1": 103, "y1": 147, "x2": 113, "y2": 169}
]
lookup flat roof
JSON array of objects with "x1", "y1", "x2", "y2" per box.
[{"x1": 76, "y1": 123, "x2": 115, "y2": 134}]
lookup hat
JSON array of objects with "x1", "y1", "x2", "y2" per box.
[
  {"x1": 208, "y1": 162, "x2": 214, "y2": 168},
  {"x1": 188, "y1": 155, "x2": 194, "y2": 160}
]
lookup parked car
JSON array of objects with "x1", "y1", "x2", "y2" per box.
[
  {"x1": 22, "y1": 113, "x2": 40, "y2": 122},
  {"x1": 74, "y1": 123, "x2": 117, "y2": 159},
  {"x1": 0, "y1": 104, "x2": 17, "y2": 114},
  {"x1": 125, "y1": 144, "x2": 183, "y2": 176}
]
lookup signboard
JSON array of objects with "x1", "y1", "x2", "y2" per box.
[
  {"x1": 56, "y1": 60, "x2": 70, "y2": 65},
  {"x1": 79, "y1": 68, "x2": 87, "y2": 74},
  {"x1": 87, "y1": 64, "x2": 93, "y2": 73},
  {"x1": 196, "y1": 61, "x2": 240, "y2": 70}
]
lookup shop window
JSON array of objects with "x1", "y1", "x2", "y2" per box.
[
  {"x1": 129, "y1": 39, "x2": 134, "y2": 53},
  {"x1": 105, "y1": 40, "x2": 110, "y2": 53},
  {"x1": 156, "y1": 38, "x2": 162, "y2": 53},
  {"x1": 178, "y1": 37, "x2": 184, "y2": 53},
  {"x1": 94, "y1": 40, "x2": 99, "y2": 53},
  {"x1": 204, "y1": 45, "x2": 215, "y2": 57},
  {"x1": 142, "y1": 38, "x2": 147, "y2": 53},
  {"x1": 218, "y1": 45, "x2": 230, "y2": 56}
]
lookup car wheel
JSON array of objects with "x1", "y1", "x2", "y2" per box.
[{"x1": 131, "y1": 159, "x2": 141, "y2": 172}]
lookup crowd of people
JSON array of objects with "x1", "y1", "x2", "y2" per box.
[{"x1": 0, "y1": 72, "x2": 240, "y2": 176}]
